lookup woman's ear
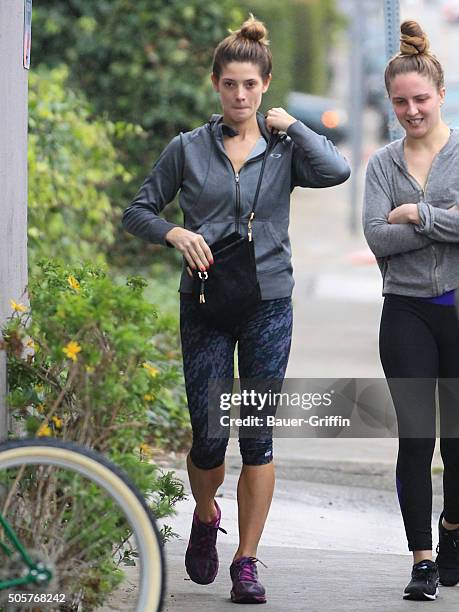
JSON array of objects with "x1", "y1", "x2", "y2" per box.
[
  {"x1": 262, "y1": 73, "x2": 272, "y2": 94},
  {"x1": 211, "y1": 73, "x2": 219, "y2": 92},
  {"x1": 439, "y1": 86, "x2": 446, "y2": 105}
]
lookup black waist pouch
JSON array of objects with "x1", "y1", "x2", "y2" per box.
[{"x1": 192, "y1": 231, "x2": 261, "y2": 331}]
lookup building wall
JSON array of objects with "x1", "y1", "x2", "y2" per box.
[{"x1": 0, "y1": 1, "x2": 29, "y2": 438}]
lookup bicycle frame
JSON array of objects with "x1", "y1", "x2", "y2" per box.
[{"x1": 0, "y1": 512, "x2": 52, "y2": 590}]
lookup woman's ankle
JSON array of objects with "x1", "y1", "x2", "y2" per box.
[{"x1": 413, "y1": 550, "x2": 433, "y2": 564}]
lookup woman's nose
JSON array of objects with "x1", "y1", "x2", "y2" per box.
[
  {"x1": 406, "y1": 101, "x2": 418, "y2": 116},
  {"x1": 235, "y1": 86, "x2": 246, "y2": 100}
]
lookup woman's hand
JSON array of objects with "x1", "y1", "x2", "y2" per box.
[
  {"x1": 165, "y1": 227, "x2": 213, "y2": 272},
  {"x1": 388, "y1": 203, "x2": 420, "y2": 225},
  {"x1": 265, "y1": 107, "x2": 297, "y2": 133}
]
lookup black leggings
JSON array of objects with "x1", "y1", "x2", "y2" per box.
[
  {"x1": 379, "y1": 294, "x2": 459, "y2": 551},
  {"x1": 180, "y1": 295, "x2": 293, "y2": 470}
]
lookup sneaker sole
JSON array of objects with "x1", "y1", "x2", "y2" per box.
[
  {"x1": 230, "y1": 590, "x2": 267, "y2": 604},
  {"x1": 403, "y1": 587, "x2": 439, "y2": 601},
  {"x1": 185, "y1": 553, "x2": 218, "y2": 585}
]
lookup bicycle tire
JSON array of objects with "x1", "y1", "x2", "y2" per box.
[{"x1": 0, "y1": 438, "x2": 165, "y2": 611}]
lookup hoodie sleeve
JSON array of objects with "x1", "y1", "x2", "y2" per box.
[
  {"x1": 363, "y1": 155, "x2": 433, "y2": 258},
  {"x1": 414, "y1": 201, "x2": 459, "y2": 242},
  {"x1": 122, "y1": 135, "x2": 183, "y2": 246},
  {"x1": 287, "y1": 120, "x2": 351, "y2": 189}
]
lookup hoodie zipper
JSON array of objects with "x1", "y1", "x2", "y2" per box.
[
  {"x1": 400, "y1": 163, "x2": 440, "y2": 294},
  {"x1": 233, "y1": 136, "x2": 278, "y2": 234},
  {"x1": 210, "y1": 124, "x2": 278, "y2": 235},
  {"x1": 235, "y1": 171, "x2": 241, "y2": 234}
]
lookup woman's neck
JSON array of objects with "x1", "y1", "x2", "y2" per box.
[
  {"x1": 405, "y1": 121, "x2": 451, "y2": 154},
  {"x1": 222, "y1": 114, "x2": 261, "y2": 140}
]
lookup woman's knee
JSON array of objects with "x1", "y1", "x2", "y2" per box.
[
  {"x1": 239, "y1": 438, "x2": 273, "y2": 466},
  {"x1": 189, "y1": 439, "x2": 228, "y2": 470}
]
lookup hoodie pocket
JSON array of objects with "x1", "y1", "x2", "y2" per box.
[{"x1": 252, "y1": 221, "x2": 290, "y2": 273}]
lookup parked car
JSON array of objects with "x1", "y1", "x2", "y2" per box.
[{"x1": 286, "y1": 92, "x2": 349, "y2": 144}]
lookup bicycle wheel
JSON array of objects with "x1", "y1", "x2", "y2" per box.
[{"x1": 0, "y1": 438, "x2": 165, "y2": 611}]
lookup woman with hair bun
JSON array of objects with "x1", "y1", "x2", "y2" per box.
[
  {"x1": 363, "y1": 19, "x2": 459, "y2": 602},
  {"x1": 123, "y1": 13, "x2": 349, "y2": 604}
]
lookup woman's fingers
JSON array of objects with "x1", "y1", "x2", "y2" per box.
[
  {"x1": 164, "y1": 227, "x2": 213, "y2": 271},
  {"x1": 181, "y1": 234, "x2": 213, "y2": 271}
]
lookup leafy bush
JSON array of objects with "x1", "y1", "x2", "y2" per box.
[
  {"x1": 1, "y1": 260, "x2": 190, "y2": 606},
  {"x1": 30, "y1": 0, "x2": 244, "y2": 159},
  {"x1": 28, "y1": 65, "x2": 140, "y2": 268},
  {"x1": 3, "y1": 259, "x2": 190, "y2": 454}
]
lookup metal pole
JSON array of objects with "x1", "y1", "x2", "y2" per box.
[
  {"x1": 0, "y1": 1, "x2": 30, "y2": 440},
  {"x1": 348, "y1": 0, "x2": 364, "y2": 234},
  {"x1": 383, "y1": 0, "x2": 403, "y2": 141}
]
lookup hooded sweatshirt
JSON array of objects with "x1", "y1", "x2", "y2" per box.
[
  {"x1": 363, "y1": 128, "x2": 459, "y2": 297},
  {"x1": 122, "y1": 112, "x2": 350, "y2": 298}
]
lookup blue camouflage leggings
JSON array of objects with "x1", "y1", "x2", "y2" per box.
[{"x1": 180, "y1": 294, "x2": 293, "y2": 470}]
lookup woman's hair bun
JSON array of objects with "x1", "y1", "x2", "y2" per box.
[
  {"x1": 239, "y1": 13, "x2": 269, "y2": 44},
  {"x1": 400, "y1": 20, "x2": 430, "y2": 55}
]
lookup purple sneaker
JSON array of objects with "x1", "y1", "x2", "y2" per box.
[
  {"x1": 230, "y1": 556, "x2": 267, "y2": 604},
  {"x1": 185, "y1": 500, "x2": 227, "y2": 585}
]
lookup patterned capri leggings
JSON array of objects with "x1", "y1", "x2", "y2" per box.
[{"x1": 180, "y1": 294, "x2": 293, "y2": 470}]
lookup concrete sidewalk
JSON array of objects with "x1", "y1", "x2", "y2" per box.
[
  {"x1": 160, "y1": 450, "x2": 450, "y2": 612},
  {"x1": 164, "y1": 541, "x2": 457, "y2": 612}
]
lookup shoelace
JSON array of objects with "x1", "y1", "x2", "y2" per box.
[
  {"x1": 237, "y1": 557, "x2": 268, "y2": 582},
  {"x1": 194, "y1": 522, "x2": 227, "y2": 553},
  {"x1": 412, "y1": 564, "x2": 436, "y2": 580}
]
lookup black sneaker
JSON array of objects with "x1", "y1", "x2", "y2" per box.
[
  {"x1": 403, "y1": 560, "x2": 439, "y2": 601},
  {"x1": 435, "y1": 512, "x2": 459, "y2": 587}
]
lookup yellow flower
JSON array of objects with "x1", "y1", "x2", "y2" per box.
[
  {"x1": 36, "y1": 404, "x2": 45, "y2": 414},
  {"x1": 85, "y1": 365, "x2": 95, "y2": 373},
  {"x1": 63, "y1": 340, "x2": 82, "y2": 362},
  {"x1": 67, "y1": 275, "x2": 80, "y2": 291},
  {"x1": 25, "y1": 338, "x2": 39, "y2": 352},
  {"x1": 143, "y1": 394, "x2": 154, "y2": 402},
  {"x1": 51, "y1": 415, "x2": 63, "y2": 429},
  {"x1": 139, "y1": 442, "x2": 154, "y2": 459},
  {"x1": 142, "y1": 362, "x2": 159, "y2": 377},
  {"x1": 37, "y1": 423, "x2": 52, "y2": 437},
  {"x1": 10, "y1": 300, "x2": 27, "y2": 313}
]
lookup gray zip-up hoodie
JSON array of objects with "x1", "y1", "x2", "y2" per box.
[
  {"x1": 363, "y1": 129, "x2": 459, "y2": 297},
  {"x1": 122, "y1": 112, "x2": 350, "y2": 298}
]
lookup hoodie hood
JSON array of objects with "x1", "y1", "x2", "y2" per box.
[
  {"x1": 385, "y1": 127, "x2": 459, "y2": 171},
  {"x1": 207, "y1": 111, "x2": 275, "y2": 143}
]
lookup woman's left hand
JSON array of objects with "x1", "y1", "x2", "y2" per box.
[
  {"x1": 388, "y1": 203, "x2": 420, "y2": 225},
  {"x1": 265, "y1": 107, "x2": 297, "y2": 133}
]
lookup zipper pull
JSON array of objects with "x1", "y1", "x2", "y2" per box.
[
  {"x1": 235, "y1": 172, "x2": 239, "y2": 183},
  {"x1": 198, "y1": 271, "x2": 208, "y2": 304},
  {"x1": 248, "y1": 212, "x2": 255, "y2": 242}
]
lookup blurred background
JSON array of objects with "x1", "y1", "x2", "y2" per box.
[
  {"x1": 17, "y1": 4, "x2": 459, "y2": 606},
  {"x1": 25, "y1": 0, "x2": 459, "y2": 433}
]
